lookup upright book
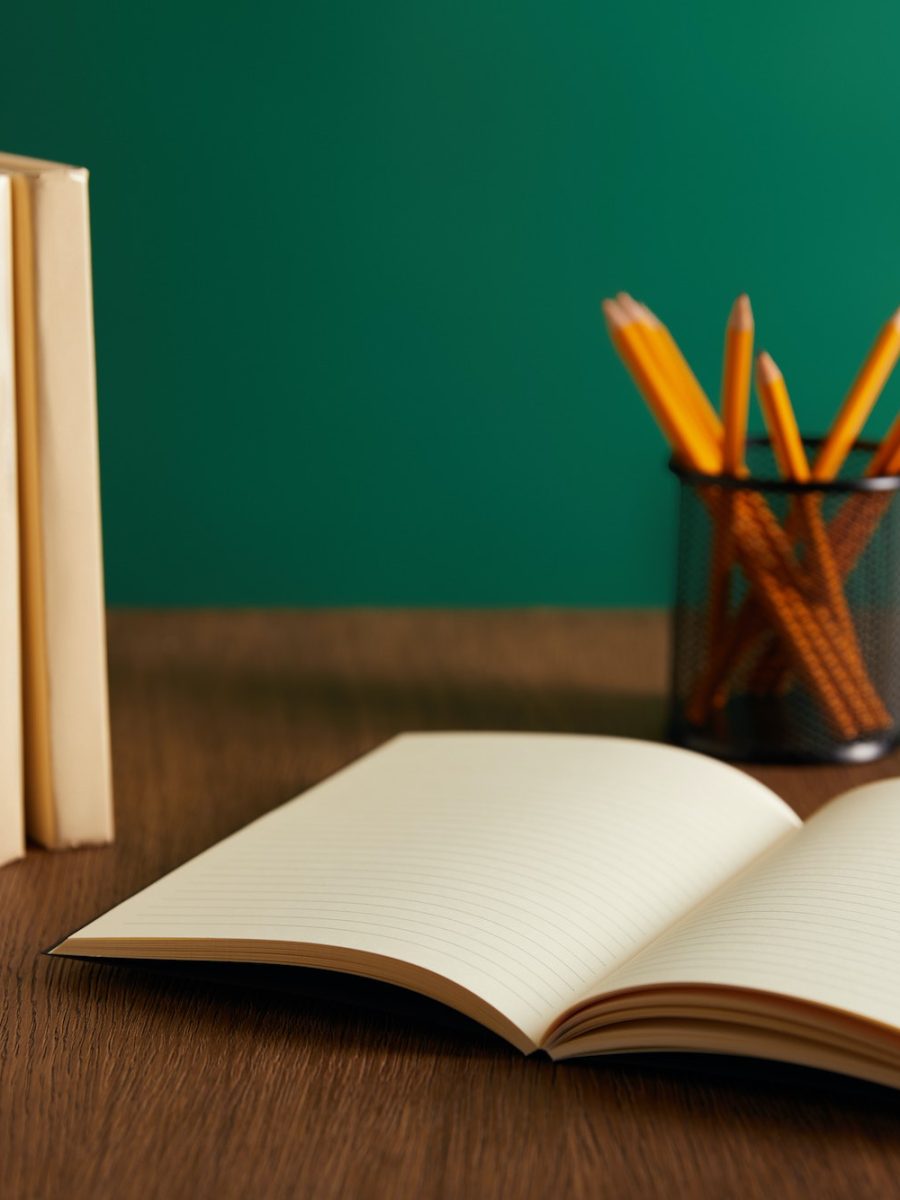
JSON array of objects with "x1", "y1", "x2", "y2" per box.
[
  {"x1": 0, "y1": 151, "x2": 113, "y2": 849},
  {"x1": 0, "y1": 173, "x2": 23, "y2": 867},
  {"x1": 54, "y1": 733, "x2": 900, "y2": 1090}
]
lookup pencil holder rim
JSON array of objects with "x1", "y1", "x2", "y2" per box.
[{"x1": 669, "y1": 436, "x2": 900, "y2": 493}]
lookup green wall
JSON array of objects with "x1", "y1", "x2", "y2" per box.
[{"x1": 3, "y1": 1, "x2": 900, "y2": 604}]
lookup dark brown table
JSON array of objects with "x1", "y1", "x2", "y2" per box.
[{"x1": 5, "y1": 610, "x2": 900, "y2": 1199}]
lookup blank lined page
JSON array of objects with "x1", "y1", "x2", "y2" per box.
[
  {"x1": 58, "y1": 733, "x2": 798, "y2": 1045},
  {"x1": 597, "y1": 778, "x2": 900, "y2": 1029}
]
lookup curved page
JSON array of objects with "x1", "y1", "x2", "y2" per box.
[
  {"x1": 588, "y1": 778, "x2": 900, "y2": 1037},
  {"x1": 53, "y1": 733, "x2": 798, "y2": 1048}
]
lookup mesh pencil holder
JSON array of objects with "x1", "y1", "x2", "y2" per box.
[{"x1": 669, "y1": 438, "x2": 900, "y2": 764}]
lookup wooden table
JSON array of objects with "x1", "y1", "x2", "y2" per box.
[{"x1": 5, "y1": 610, "x2": 900, "y2": 1200}]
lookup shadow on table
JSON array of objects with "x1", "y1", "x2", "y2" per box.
[
  {"x1": 112, "y1": 652, "x2": 670, "y2": 741},
  {"x1": 51, "y1": 954, "x2": 900, "y2": 1119}
]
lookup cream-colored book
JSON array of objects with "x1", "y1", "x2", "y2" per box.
[
  {"x1": 51, "y1": 733, "x2": 900, "y2": 1089},
  {"x1": 0, "y1": 174, "x2": 23, "y2": 867},
  {"x1": 0, "y1": 151, "x2": 112, "y2": 849}
]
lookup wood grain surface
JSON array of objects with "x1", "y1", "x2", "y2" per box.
[{"x1": 4, "y1": 609, "x2": 900, "y2": 1200}]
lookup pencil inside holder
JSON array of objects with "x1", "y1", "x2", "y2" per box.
[{"x1": 669, "y1": 438, "x2": 900, "y2": 764}]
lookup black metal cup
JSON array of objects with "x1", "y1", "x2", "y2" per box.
[{"x1": 669, "y1": 438, "x2": 900, "y2": 764}]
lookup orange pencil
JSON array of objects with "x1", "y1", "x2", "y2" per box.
[
  {"x1": 604, "y1": 302, "x2": 873, "y2": 734},
  {"x1": 755, "y1": 353, "x2": 809, "y2": 480},
  {"x1": 614, "y1": 293, "x2": 721, "y2": 449},
  {"x1": 754, "y1": 353, "x2": 885, "y2": 727},
  {"x1": 813, "y1": 308, "x2": 900, "y2": 480},
  {"x1": 722, "y1": 296, "x2": 753, "y2": 474},
  {"x1": 718, "y1": 311, "x2": 900, "y2": 698},
  {"x1": 705, "y1": 295, "x2": 753, "y2": 651},
  {"x1": 602, "y1": 299, "x2": 721, "y2": 474},
  {"x1": 637, "y1": 300, "x2": 724, "y2": 449},
  {"x1": 614, "y1": 294, "x2": 667, "y2": 383},
  {"x1": 817, "y1": 410, "x2": 900, "y2": 583},
  {"x1": 866, "y1": 405, "x2": 900, "y2": 477}
]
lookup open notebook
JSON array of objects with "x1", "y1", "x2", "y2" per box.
[{"x1": 52, "y1": 733, "x2": 900, "y2": 1089}]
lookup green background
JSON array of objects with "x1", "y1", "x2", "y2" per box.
[{"x1": 3, "y1": 1, "x2": 900, "y2": 604}]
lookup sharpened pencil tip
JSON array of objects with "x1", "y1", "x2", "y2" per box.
[
  {"x1": 756, "y1": 351, "x2": 782, "y2": 383},
  {"x1": 639, "y1": 302, "x2": 662, "y2": 328},
  {"x1": 889, "y1": 306, "x2": 900, "y2": 330},
  {"x1": 602, "y1": 298, "x2": 625, "y2": 328},
  {"x1": 731, "y1": 293, "x2": 753, "y2": 330},
  {"x1": 616, "y1": 293, "x2": 646, "y2": 324}
]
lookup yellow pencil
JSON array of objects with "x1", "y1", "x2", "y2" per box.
[
  {"x1": 756, "y1": 352, "x2": 809, "y2": 480},
  {"x1": 816, "y1": 397, "x2": 900, "y2": 594},
  {"x1": 637, "y1": 301, "x2": 724, "y2": 449},
  {"x1": 704, "y1": 294, "x2": 753, "y2": 658},
  {"x1": 755, "y1": 352, "x2": 879, "y2": 721},
  {"x1": 605, "y1": 303, "x2": 878, "y2": 734},
  {"x1": 813, "y1": 308, "x2": 900, "y2": 480},
  {"x1": 614, "y1": 293, "x2": 667, "y2": 381},
  {"x1": 602, "y1": 299, "x2": 722, "y2": 474},
  {"x1": 866, "y1": 406, "x2": 900, "y2": 476},
  {"x1": 721, "y1": 295, "x2": 753, "y2": 474},
  {"x1": 719, "y1": 345, "x2": 898, "y2": 716}
]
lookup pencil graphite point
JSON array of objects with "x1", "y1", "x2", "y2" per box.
[
  {"x1": 614, "y1": 292, "x2": 662, "y2": 329},
  {"x1": 638, "y1": 301, "x2": 661, "y2": 327},
  {"x1": 602, "y1": 298, "x2": 626, "y2": 329},
  {"x1": 889, "y1": 306, "x2": 900, "y2": 330},
  {"x1": 757, "y1": 351, "x2": 781, "y2": 383},
  {"x1": 616, "y1": 293, "x2": 646, "y2": 324},
  {"x1": 731, "y1": 293, "x2": 753, "y2": 330},
  {"x1": 638, "y1": 302, "x2": 663, "y2": 329}
]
